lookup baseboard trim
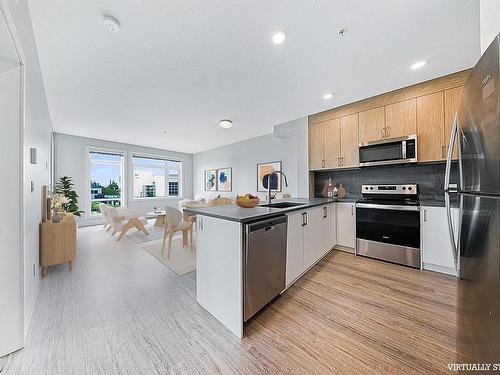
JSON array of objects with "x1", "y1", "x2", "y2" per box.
[
  {"x1": 422, "y1": 262, "x2": 458, "y2": 277},
  {"x1": 334, "y1": 245, "x2": 355, "y2": 254}
]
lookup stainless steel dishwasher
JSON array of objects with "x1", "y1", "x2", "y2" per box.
[{"x1": 243, "y1": 215, "x2": 287, "y2": 322}]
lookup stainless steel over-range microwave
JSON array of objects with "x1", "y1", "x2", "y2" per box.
[{"x1": 358, "y1": 135, "x2": 417, "y2": 167}]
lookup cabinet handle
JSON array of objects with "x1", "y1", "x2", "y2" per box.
[
  {"x1": 381, "y1": 128, "x2": 385, "y2": 139},
  {"x1": 423, "y1": 209, "x2": 427, "y2": 222},
  {"x1": 337, "y1": 157, "x2": 340, "y2": 167},
  {"x1": 351, "y1": 205, "x2": 354, "y2": 216},
  {"x1": 386, "y1": 126, "x2": 389, "y2": 138},
  {"x1": 442, "y1": 145, "x2": 446, "y2": 159},
  {"x1": 304, "y1": 212, "x2": 308, "y2": 226},
  {"x1": 199, "y1": 218, "x2": 204, "y2": 231},
  {"x1": 301, "y1": 212, "x2": 305, "y2": 226},
  {"x1": 321, "y1": 159, "x2": 325, "y2": 168},
  {"x1": 341, "y1": 156, "x2": 345, "y2": 167},
  {"x1": 323, "y1": 206, "x2": 327, "y2": 218}
]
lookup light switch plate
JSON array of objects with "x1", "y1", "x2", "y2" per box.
[{"x1": 30, "y1": 148, "x2": 37, "y2": 164}]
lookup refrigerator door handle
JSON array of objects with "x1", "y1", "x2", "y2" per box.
[
  {"x1": 445, "y1": 192, "x2": 458, "y2": 269},
  {"x1": 444, "y1": 111, "x2": 459, "y2": 191}
]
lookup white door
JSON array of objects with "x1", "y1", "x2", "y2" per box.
[
  {"x1": 286, "y1": 211, "x2": 304, "y2": 286},
  {"x1": 336, "y1": 203, "x2": 356, "y2": 249},
  {"x1": 325, "y1": 204, "x2": 336, "y2": 252},
  {"x1": 421, "y1": 206, "x2": 459, "y2": 275},
  {"x1": 0, "y1": 37, "x2": 23, "y2": 355},
  {"x1": 303, "y1": 207, "x2": 324, "y2": 269}
]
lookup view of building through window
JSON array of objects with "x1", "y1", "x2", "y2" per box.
[
  {"x1": 89, "y1": 151, "x2": 124, "y2": 214},
  {"x1": 133, "y1": 155, "x2": 181, "y2": 198}
]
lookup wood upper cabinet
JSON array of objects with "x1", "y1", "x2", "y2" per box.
[
  {"x1": 308, "y1": 119, "x2": 341, "y2": 170},
  {"x1": 308, "y1": 122, "x2": 325, "y2": 170},
  {"x1": 358, "y1": 107, "x2": 385, "y2": 144},
  {"x1": 417, "y1": 91, "x2": 445, "y2": 162},
  {"x1": 324, "y1": 118, "x2": 341, "y2": 168},
  {"x1": 340, "y1": 114, "x2": 359, "y2": 168},
  {"x1": 385, "y1": 98, "x2": 416, "y2": 139},
  {"x1": 444, "y1": 87, "x2": 462, "y2": 159}
]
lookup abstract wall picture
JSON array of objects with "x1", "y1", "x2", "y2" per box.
[
  {"x1": 204, "y1": 169, "x2": 217, "y2": 191},
  {"x1": 217, "y1": 167, "x2": 232, "y2": 192},
  {"x1": 257, "y1": 161, "x2": 282, "y2": 192}
]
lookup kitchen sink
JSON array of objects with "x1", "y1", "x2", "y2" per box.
[{"x1": 259, "y1": 202, "x2": 306, "y2": 209}]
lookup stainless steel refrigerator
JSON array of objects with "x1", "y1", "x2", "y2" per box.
[{"x1": 445, "y1": 33, "x2": 500, "y2": 364}]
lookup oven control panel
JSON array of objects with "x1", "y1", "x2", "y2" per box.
[{"x1": 361, "y1": 184, "x2": 418, "y2": 195}]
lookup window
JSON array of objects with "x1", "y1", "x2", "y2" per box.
[
  {"x1": 133, "y1": 155, "x2": 182, "y2": 198},
  {"x1": 88, "y1": 150, "x2": 124, "y2": 214}
]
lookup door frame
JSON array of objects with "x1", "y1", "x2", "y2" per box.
[{"x1": 1, "y1": 0, "x2": 26, "y2": 354}]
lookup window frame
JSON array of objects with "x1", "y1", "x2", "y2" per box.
[
  {"x1": 85, "y1": 146, "x2": 127, "y2": 218},
  {"x1": 131, "y1": 152, "x2": 183, "y2": 200}
]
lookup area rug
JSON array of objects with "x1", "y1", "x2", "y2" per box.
[
  {"x1": 142, "y1": 238, "x2": 196, "y2": 276},
  {"x1": 126, "y1": 223, "x2": 165, "y2": 244}
]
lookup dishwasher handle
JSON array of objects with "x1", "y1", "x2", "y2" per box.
[{"x1": 246, "y1": 215, "x2": 287, "y2": 233}]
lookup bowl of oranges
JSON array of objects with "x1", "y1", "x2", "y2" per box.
[{"x1": 236, "y1": 194, "x2": 260, "y2": 208}]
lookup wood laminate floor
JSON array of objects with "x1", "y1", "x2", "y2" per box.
[{"x1": 1, "y1": 225, "x2": 459, "y2": 375}]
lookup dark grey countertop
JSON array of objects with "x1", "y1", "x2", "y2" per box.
[{"x1": 184, "y1": 197, "x2": 356, "y2": 223}]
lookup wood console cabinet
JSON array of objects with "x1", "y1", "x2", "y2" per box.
[
  {"x1": 40, "y1": 214, "x2": 77, "y2": 276},
  {"x1": 308, "y1": 69, "x2": 469, "y2": 170}
]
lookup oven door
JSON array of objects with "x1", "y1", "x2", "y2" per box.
[{"x1": 356, "y1": 204, "x2": 421, "y2": 268}]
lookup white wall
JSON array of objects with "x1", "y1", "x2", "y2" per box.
[
  {"x1": 0, "y1": 63, "x2": 23, "y2": 357},
  {"x1": 480, "y1": 0, "x2": 500, "y2": 53},
  {"x1": 4, "y1": 0, "x2": 53, "y2": 343},
  {"x1": 54, "y1": 133, "x2": 193, "y2": 226},
  {"x1": 193, "y1": 117, "x2": 309, "y2": 200}
]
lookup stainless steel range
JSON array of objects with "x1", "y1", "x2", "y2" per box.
[{"x1": 355, "y1": 184, "x2": 420, "y2": 268}]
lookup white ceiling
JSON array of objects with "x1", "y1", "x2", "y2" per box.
[{"x1": 28, "y1": 0, "x2": 480, "y2": 154}]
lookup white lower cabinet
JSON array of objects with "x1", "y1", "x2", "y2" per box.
[
  {"x1": 286, "y1": 211, "x2": 304, "y2": 286},
  {"x1": 336, "y1": 202, "x2": 356, "y2": 250},
  {"x1": 286, "y1": 204, "x2": 336, "y2": 287},
  {"x1": 421, "y1": 206, "x2": 459, "y2": 276}
]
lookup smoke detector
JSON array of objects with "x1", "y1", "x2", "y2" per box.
[
  {"x1": 103, "y1": 16, "x2": 120, "y2": 32},
  {"x1": 338, "y1": 27, "x2": 346, "y2": 36}
]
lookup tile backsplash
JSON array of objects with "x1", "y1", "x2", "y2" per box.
[{"x1": 314, "y1": 162, "x2": 458, "y2": 201}]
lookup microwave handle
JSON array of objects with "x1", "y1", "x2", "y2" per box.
[{"x1": 402, "y1": 140, "x2": 406, "y2": 159}]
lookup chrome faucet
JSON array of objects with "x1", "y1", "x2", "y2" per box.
[{"x1": 267, "y1": 170, "x2": 288, "y2": 203}]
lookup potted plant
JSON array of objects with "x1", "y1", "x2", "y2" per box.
[{"x1": 54, "y1": 176, "x2": 84, "y2": 217}]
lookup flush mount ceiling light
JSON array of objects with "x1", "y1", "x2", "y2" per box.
[
  {"x1": 323, "y1": 93, "x2": 333, "y2": 100},
  {"x1": 219, "y1": 119, "x2": 233, "y2": 129},
  {"x1": 103, "y1": 16, "x2": 121, "y2": 32},
  {"x1": 410, "y1": 60, "x2": 426, "y2": 70},
  {"x1": 272, "y1": 31, "x2": 286, "y2": 45}
]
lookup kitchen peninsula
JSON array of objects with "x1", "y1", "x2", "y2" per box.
[{"x1": 185, "y1": 198, "x2": 355, "y2": 338}]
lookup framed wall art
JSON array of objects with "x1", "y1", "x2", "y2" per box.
[{"x1": 257, "y1": 161, "x2": 282, "y2": 192}]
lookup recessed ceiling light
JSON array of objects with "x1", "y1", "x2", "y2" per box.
[
  {"x1": 272, "y1": 31, "x2": 286, "y2": 45},
  {"x1": 219, "y1": 119, "x2": 232, "y2": 129},
  {"x1": 103, "y1": 16, "x2": 121, "y2": 32},
  {"x1": 410, "y1": 60, "x2": 426, "y2": 70},
  {"x1": 323, "y1": 93, "x2": 333, "y2": 100}
]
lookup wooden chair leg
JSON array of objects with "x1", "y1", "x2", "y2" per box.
[
  {"x1": 162, "y1": 227, "x2": 169, "y2": 254},
  {"x1": 130, "y1": 218, "x2": 149, "y2": 236},
  {"x1": 189, "y1": 228, "x2": 193, "y2": 251},
  {"x1": 167, "y1": 232, "x2": 174, "y2": 258},
  {"x1": 117, "y1": 220, "x2": 134, "y2": 241},
  {"x1": 182, "y1": 229, "x2": 188, "y2": 247}
]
